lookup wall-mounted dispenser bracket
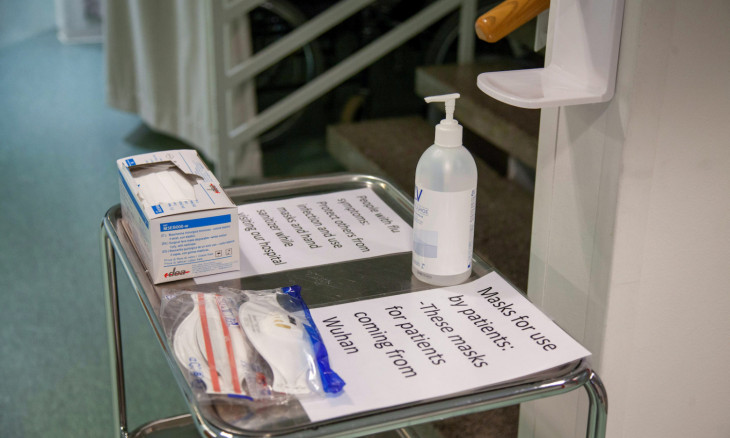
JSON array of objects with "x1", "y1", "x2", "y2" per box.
[{"x1": 477, "y1": 0, "x2": 625, "y2": 108}]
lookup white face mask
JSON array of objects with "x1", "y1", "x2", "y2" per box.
[
  {"x1": 173, "y1": 293, "x2": 252, "y2": 398},
  {"x1": 238, "y1": 297, "x2": 317, "y2": 395},
  {"x1": 168, "y1": 287, "x2": 344, "y2": 400},
  {"x1": 131, "y1": 162, "x2": 199, "y2": 205}
]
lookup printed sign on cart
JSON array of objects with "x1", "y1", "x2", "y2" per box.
[
  {"x1": 196, "y1": 188, "x2": 412, "y2": 283},
  {"x1": 300, "y1": 272, "x2": 592, "y2": 422}
]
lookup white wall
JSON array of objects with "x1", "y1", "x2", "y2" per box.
[{"x1": 520, "y1": 0, "x2": 730, "y2": 437}]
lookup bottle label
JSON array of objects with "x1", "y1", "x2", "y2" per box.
[{"x1": 412, "y1": 186, "x2": 476, "y2": 276}]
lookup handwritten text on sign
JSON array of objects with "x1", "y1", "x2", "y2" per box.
[
  {"x1": 196, "y1": 188, "x2": 412, "y2": 283},
  {"x1": 300, "y1": 272, "x2": 591, "y2": 422}
]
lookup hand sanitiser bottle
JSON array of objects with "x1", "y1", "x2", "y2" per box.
[{"x1": 412, "y1": 93, "x2": 477, "y2": 286}]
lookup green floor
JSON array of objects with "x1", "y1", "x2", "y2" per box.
[{"x1": 0, "y1": 28, "x2": 341, "y2": 437}]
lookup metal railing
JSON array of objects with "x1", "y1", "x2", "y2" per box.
[{"x1": 211, "y1": 0, "x2": 477, "y2": 184}]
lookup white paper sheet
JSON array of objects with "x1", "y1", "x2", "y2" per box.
[
  {"x1": 301, "y1": 272, "x2": 591, "y2": 422},
  {"x1": 196, "y1": 188, "x2": 412, "y2": 283}
]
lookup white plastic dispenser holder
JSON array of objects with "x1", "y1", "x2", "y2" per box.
[
  {"x1": 476, "y1": 0, "x2": 626, "y2": 108},
  {"x1": 413, "y1": 93, "x2": 477, "y2": 287},
  {"x1": 424, "y1": 93, "x2": 462, "y2": 147}
]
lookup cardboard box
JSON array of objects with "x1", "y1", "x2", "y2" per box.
[{"x1": 117, "y1": 150, "x2": 240, "y2": 283}]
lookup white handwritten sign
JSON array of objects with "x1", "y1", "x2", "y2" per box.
[
  {"x1": 196, "y1": 188, "x2": 412, "y2": 283},
  {"x1": 300, "y1": 272, "x2": 591, "y2": 422}
]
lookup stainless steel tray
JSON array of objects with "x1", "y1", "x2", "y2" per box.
[{"x1": 101, "y1": 173, "x2": 604, "y2": 438}]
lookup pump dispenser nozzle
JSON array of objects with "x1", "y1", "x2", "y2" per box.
[{"x1": 425, "y1": 93, "x2": 463, "y2": 148}]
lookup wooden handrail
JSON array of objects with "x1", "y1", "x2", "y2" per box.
[{"x1": 475, "y1": 0, "x2": 549, "y2": 43}]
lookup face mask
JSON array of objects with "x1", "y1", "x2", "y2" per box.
[
  {"x1": 131, "y1": 162, "x2": 198, "y2": 205},
  {"x1": 173, "y1": 293, "x2": 252, "y2": 398},
  {"x1": 164, "y1": 286, "x2": 345, "y2": 403},
  {"x1": 238, "y1": 296, "x2": 316, "y2": 395}
]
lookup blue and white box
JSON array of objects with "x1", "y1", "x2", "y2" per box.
[{"x1": 117, "y1": 150, "x2": 240, "y2": 284}]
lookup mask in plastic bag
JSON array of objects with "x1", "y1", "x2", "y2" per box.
[
  {"x1": 172, "y1": 293, "x2": 253, "y2": 399},
  {"x1": 235, "y1": 286, "x2": 345, "y2": 396}
]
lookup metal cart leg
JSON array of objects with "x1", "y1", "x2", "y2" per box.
[
  {"x1": 584, "y1": 371, "x2": 608, "y2": 438},
  {"x1": 129, "y1": 414, "x2": 197, "y2": 438},
  {"x1": 102, "y1": 225, "x2": 129, "y2": 438}
]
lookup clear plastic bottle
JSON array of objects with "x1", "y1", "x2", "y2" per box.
[{"x1": 412, "y1": 94, "x2": 477, "y2": 286}]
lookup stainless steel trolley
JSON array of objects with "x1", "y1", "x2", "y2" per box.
[{"x1": 101, "y1": 173, "x2": 607, "y2": 438}]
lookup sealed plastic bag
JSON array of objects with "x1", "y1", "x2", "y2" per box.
[
  {"x1": 160, "y1": 286, "x2": 344, "y2": 405},
  {"x1": 161, "y1": 291, "x2": 269, "y2": 402},
  {"x1": 231, "y1": 285, "x2": 345, "y2": 396}
]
